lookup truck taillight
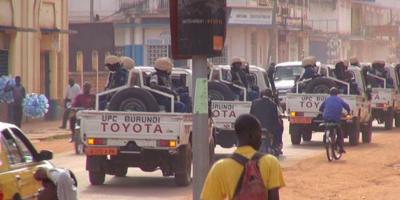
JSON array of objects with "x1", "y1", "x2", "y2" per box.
[
  {"x1": 290, "y1": 112, "x2": 304, "y2": 117},
  {"x1": 87, "y1": 138, "x2": 106, "y2": 145},
  {"x1": 0, "y1": 190, "x2": 3, "y2": 200},
  {"x1": 376, "y1": 103, "x2": 388, "y2": 108},
  {"x1": 157, "y1": 140, "x2": 177, "y2": 148}
]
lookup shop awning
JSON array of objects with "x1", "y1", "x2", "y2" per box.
[
  {"x1": 40, "y1": 28, "x2": 78, "y2": 34},
  {"x1": 0, "y1": 25, "x2": 37, "y2": 33}
]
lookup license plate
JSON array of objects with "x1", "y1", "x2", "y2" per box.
[
  {"x1": 290, "y1": 117, "x2": 312, "y2": 124},
  {"x1": 85, "y1": 147, "x2": 118, "y2": 156}
]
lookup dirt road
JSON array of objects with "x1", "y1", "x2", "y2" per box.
[
  {"x1": 282, "y1": 128, "x2": 400, "y2": 200},
  {"x1": 32, "y1": 124, "x2": 400, "y2": 200}
]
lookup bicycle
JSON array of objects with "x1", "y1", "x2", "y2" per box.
[{"x1": 322, "y1": 122, "x2": 343, "y2": 161}]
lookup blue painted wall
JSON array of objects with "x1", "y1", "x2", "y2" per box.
[{"x1": 123, "y1": 45, "x2": 144, "y2": 65}]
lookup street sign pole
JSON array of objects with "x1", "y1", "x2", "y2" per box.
[{"x1": 192, "y1": 55, "x2": 210, "y2": 200}]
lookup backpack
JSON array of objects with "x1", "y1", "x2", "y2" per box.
[{"x1": 231, "y1": 152, "x2": 267, "y2": 200}]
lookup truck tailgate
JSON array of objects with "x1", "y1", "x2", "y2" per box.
[
  {"x1": 286, "y1": 93, "x2": 361, "y2": 117},
  {"x1": 79, "y1": 111, "x2": 191, "y2": 147},
  {"x1": 211, "y1": 101, "x2": 251, "y2": 129},
  {"x1": 370, "y1": 88, "x2": 394, "y2": 107}
]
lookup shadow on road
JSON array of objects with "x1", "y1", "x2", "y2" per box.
[{"x1": 80, "y1": 176, "x2": 191, "y2": 198}]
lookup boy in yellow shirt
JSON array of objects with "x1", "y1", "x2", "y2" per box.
[{"x1": 201, "y1": 114, "x2": 285, "y2": 200}]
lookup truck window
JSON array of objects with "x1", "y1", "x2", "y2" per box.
[
  {"x1": 1, "y1": 129, "x2": 24, "y2": 165},
  {"x1": 10, "y1": 128, "x2": 34, "y2": 163},
  {"x1": 275, "y1": 66, "x2": 303, "y2": 81}
]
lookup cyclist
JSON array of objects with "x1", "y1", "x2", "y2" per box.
[{"x1": 319, "y1": 87, "x2": 350, "y2": 154}]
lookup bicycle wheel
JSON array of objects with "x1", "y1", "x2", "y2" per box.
[
  {"x1": 332, "y1": 128, "x2": 342, "y2": 160},
  {"x1": 325, "y1": 129, "x2": 334, "y2": 162}
]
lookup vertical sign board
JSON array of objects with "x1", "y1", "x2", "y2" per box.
[{"x1": 170, "y1": 0, "x2": 227, "y2": 59}]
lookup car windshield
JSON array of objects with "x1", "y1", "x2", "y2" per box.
[{"x1": 275, "y1": 66, "x2": 303, "y2": 81}]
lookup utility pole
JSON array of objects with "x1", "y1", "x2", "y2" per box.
[
  {"x1": 268, "y1": 0, "x2": 278, "y2": 64},
  {"x1": 90, "y1": 0, "x2": 94, "y2": 23},
  {"x1": 192, "y1": 55, "x2": 210, "y2": 200}
]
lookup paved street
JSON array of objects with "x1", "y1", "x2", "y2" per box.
[{"x1": 49, "y1": 121, "x2": 326, "y2": 200}]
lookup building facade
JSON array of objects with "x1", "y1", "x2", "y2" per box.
[
  {"x1": 308, "y1": 0, "x2": 400, "y2": 63},
  {"x1": 0, "y1": 0, "x2": 69, "y2": 115},
  {"x1": 308, "y1": 0, "x2": 352, "y2": 63},
  {"x1": 115, "y1": 0, "x2": 309, "y2": 66}
]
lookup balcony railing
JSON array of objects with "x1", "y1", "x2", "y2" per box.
[
  {"x1": 119, "y1": 0, "x2": 169, "y2": 13},
  {"x1": 308, "y1": 19, "x2": 338, "y2": 33}
]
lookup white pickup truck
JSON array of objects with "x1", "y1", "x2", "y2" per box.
[
  {"x1": 286, "y1": 65, "x2": 372, "y2": 145},
  {"x1": 209, "y1": 65, "x2": 272, "y2": 148},
  {"x1": 78, "y1": 67, "x2": 203, "y2": 187},
  {"x1": 362, "y1": 64, "x2": 399, "y2": 130}
]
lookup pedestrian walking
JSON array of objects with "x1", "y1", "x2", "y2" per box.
[
  {"x1": 201, "y1": 114, "x2": 285, "y2": 200},
  {"x1": 250, "y1": 89, "x2": 283, "y2": 155},
  {"x1": 5, "y1": 76, "x2": 26, "y2": 128},
  {"x1": 60, "y1": 78, "x2": 80, "y2": 129}
]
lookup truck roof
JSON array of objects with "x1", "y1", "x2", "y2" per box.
[
  {"x1": 133, "y1": 66, "x2": 192, "y2": 75},
  {"x1": 213, "y1": 65, "x2": 266, "y2": 72},
  {"x1": 0, "y1": 122, "x2": 17, "y2": 132},
  {"x1": 276, "y1": 61, "x2": 302, "y2": 67}
]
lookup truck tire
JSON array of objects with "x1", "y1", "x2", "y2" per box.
[
  {"x1": 175, "y1": 145, "x2": 192, "y2": 187},
  {"x1": 395, "y1": 113, "x2": 400, "y2": 128},
  {"x1": 348, "y1": 117, "x2": 360, "y2": 146},
  {"x1": 302, "y1": 126, "x2": 312, "y2": 142},
  {"x1": 108, "y1": 88, "x2": 160, "y2": 112},
  {"x1": 114, "y1": 167, "x2": 128, "y2": 177},
  {"x1": 384, "y1": 108, "x2": 394, "y2": 130},
  {"x1": 209, "y1": 137, "x2": 215, "y2": 165},
  {"x1": 361, "y1": 120, "x2": 372, "y2": 143},
  {"x1": 89, "y1": 170, "x2": 105, "y2": 185},
  {"x1": 208, "y1": 81, "x2": 235, "y2": 101},
  {"x1": 304, "y1": 78, "x2": 337, "y2": 94},
  {"x1": 289, "y1": 124, "x2": 302, "y2": 145}
]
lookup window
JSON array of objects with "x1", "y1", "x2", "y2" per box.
[
  {"x1": 146, "y1": 45, "x2": 170, "y2": 66},
  {"x1": 0, "y1": 50, "x2": 8, "y2": 76}
]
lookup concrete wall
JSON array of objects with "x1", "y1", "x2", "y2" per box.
[{"x1": 0, "y1": 0, "x2": 69, "y2": 100}]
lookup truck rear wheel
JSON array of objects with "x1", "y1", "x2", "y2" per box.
[
  {"x1": 175, "y1": 145, "x2": 192, "y2": 187},
  {"x1": 289, "y1": 124, "x2": 302, "y2": 145},
  {"x1": 89, "y1": 171, "x2": 105, "y2": 185},
  {"x1": 361, "y1": 120, "x2": 372, "y2": 143},
  {"x1": 302, "y1": 126, "x2": 312, "y2": 142},
  {"x1": 348, "y1": 118, "x2": 360, "y2": 146},
  {"x1": 385, "y1": 108, "x2": 394, "y2": 130},
  {"x1": 108, "y1": 88, "x2": 160, "y2": 112},
  {"x1": 395, "y1": 113, "x2": 400, "y2": 128},
  {"x1": 209, "y1": 137, "x2": 215, "y2": 165}
]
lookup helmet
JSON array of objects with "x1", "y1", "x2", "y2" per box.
[
  {"x1": 231, "y1": 57, "x2": 242, "y2": 65},
  {"x1": 105, "y1": 55, "x2": 120, "y2": 65},
  {"x1": 154, "y1": 57, "x2": 173, "y2": 73},
  {"x1": 120, "y1": 56, "x2": 135, "y2": 70},
  {"x1": 329, "y1": 87, "x2": 339, "y2": 96},
  {"x1": 372, "y1": 60, "x2": 385, "y2": 66},
  {"x1": 302, "y1": 56, "x2": 315, "y2": 67},
  {"x1": 105, "y1": 55, "x2": 121, "y2": 71},
  {"x1": 349, "y1": 56, "x2": 359, "y2": 65}
]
